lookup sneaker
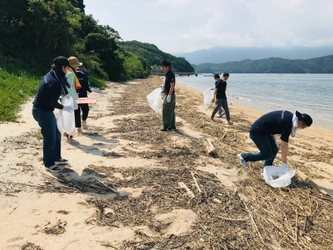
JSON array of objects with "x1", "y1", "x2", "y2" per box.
[
  {"x1": 55, "y1": 159, "x2": 68, "y2": 165},
  {"x1": 161, "y1": 128, "x2": 170, "y2": 132},
  {"x1": 219, "y1": 111, "x2": 226, "y2": 117},
  {"x1": 237, "y1": 154, "x2": 247, "y2": 170},
  {"x1": 46, "y1": 165, "x2": 64, "y2": 173}
]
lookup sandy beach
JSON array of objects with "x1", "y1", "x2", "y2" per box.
[{"x1": 1, "y1": 76, "x2": 333, "y2": 249}]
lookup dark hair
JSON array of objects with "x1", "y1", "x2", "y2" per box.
[
  {"x1": 161, "y1": 60, "x2": 171, "y2": 67},
  {"x1": 223, "y1": 72, "x2": 229, "y2": 77},
  {"x1": 296, "y1": 111, "x2": 313, "y2": 127},
  {"x1": 214, "y1": 73, "x2": 220, "y2": 79},
  {"x1": 51, "y1": 56, "x2": 70, "y2": 77}
]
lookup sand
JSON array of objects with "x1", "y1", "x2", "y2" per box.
[{"x1": 1, "y1": 76, "x2": 333, "y2": 249}]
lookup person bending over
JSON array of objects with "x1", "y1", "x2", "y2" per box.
[{"x1": 237, "y1": 110, "x2": 312, "y2": 170}]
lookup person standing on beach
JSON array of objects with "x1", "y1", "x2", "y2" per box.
[
  {"x1": 237, "y1": 110, "x2": 313, "y2": 170},
  {"x1": 211, "y1": 73, "x2": 232, "y2": 124},
  {"x1": 161, "y1": 60, "x2": 176, "y2": 131},
  {"x1": 68, "y1": 56, "x2": 92, "y2": 133},
  {"x1": 211, "y1": 74, "x2": 225, "y2": 117},
  {"x1": 32, "y1": 56, "x2": 73, "y2": 173},
  {"x1": 64, "y1": 58, "x2": 81, "y2": 143}
]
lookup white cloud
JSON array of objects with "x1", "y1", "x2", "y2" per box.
[{"x1": 84, "y1": 0, "x2": 333, "y2": 53}]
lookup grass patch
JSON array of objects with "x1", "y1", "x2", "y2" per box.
[
  {"x1": 89, "y1": 75, "x2": 107, "y2": 89},
  {"x1": 0, "y1": 54, "x2": 107, "y2": 122},
  {"x1": 0, "y1": 56, "x2": 40, "y2": 121}
]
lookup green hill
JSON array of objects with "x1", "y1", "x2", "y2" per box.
[
  {"x1": 120, "y1": 41, "x2": 195, "y2": 73},
  {"x1": 194, "y1": 55, "x2": 333, "y2": 73}
]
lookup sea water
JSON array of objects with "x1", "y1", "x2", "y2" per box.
[{"x1": 176, "y1": 74, "x2": 333, "y2": 129}]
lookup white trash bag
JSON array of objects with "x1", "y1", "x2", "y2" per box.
[
  {"x1": 88, "y1": 92, "x2": 99, "y2": 99},
  {"x1": 204, "y1": 88, "x2": 213, "y2": 110},
  {"x1": 57, "y1": 95, "x2": 75, "y2": 135},
  {"x1": 263, "y1": 165, "x2": 296, "y2": 188},
  {"x1": 146, "y1": 87, "x2": 162, "y2": 115}
]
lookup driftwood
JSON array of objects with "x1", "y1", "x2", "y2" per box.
[
  {"x1": 178, "y1": 182, "x2": 195, "y2": 198},
  {"x1": 203, "y1": 138, "x2": 216, "y2": 155},
  {"x1": 213, "y1": 198, "x2": 222, "y2": 203},
  {"x1": 237, "y1": 192, "x2": 266, "y2": 246},
  {"x1": 217, "y1": 216, "x2": 248, "y2": 222},
  {"x1": 191, "y1": 172, "x2": 202, "y2": 193},
  {"x1": 221, "y1": 132, "x2": 227, "y2": 140}
]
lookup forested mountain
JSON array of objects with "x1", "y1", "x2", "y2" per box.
[
  {"x1": 194, "y1": 55, "x2": 333, "y2": 73},
  {"x1": 120, "y1": 41, "x2": 195, "y2": 73},
  {"x1": 176, "y1": 46, "x2": 333, "y2": 64},
  {"x1": 0, "y1": 0, "x2": 150, "y2": 80}
]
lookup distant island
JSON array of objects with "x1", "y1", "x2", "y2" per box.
[{"x1": 193, "y1": 55, "x2": 333, "y2": 74}]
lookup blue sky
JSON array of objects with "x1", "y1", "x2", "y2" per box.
[{"x1": 84, "y1": 0, "x2": 333, "y2": 54}]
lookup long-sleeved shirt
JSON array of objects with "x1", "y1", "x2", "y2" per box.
[
  {"x1": 33, "y1": 71, "x2": 64, "y2": 110},
  {"x1": 75, "y1": 70, "x2": 92, "y2": 98}
]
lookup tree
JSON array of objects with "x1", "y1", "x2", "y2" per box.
[{"x1": 69, "y1": 0, "x2": 85, "y2": 12}]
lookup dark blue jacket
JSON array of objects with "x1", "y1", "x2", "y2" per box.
[{"x1": 33, "y1": 71, "x2": 65, "y2": 111}]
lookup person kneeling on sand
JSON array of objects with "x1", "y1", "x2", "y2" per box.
[
  {"x1": 237, "y1": 110, "x2": 312, "y2": 170},
  {"x1": 32, "y1": 56, "x2": 73, "y2": 173}
]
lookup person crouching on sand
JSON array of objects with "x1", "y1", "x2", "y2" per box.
[{"x1": 237, "y1": 110, "x2": 312, "y2": 170}]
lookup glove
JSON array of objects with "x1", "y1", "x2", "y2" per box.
[
  {"x1": 63, "y1": 106, "x2": 74, "y2": 113},
  {"x1": 166, "y1": 95, "x2": 171, "y2": 103},
  {"x1": 280, "y1": 163, "x2": 288, "y2": 170},
  {"x1": 73, "y1": 101, "x2": 78, "y2": 110}
]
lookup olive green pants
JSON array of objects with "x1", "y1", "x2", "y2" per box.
[{"x1": 162, "y1": 94, "x2": 176, "y2": 129}]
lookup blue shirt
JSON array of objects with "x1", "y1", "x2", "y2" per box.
[{"x1": 33, "y1": 71, "x2": 64, "y2": 111}]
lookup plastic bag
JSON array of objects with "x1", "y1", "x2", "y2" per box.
[
  {"x1": 88, "y1": 92, "x2": 99, "y2": 99},
  {"x1": 57, "y1": 95, "x2": 75, "y2": 135},
  {"x1": 146, "y1": 87, "x2": 162, "y2": 115},
  {"x1": 263, "y1": 165, "x2": 296, "y2": 188},
  {"x1": 204, "y1": 88, "x2": 213, "y2": 110}
]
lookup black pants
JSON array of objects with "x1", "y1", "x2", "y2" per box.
[{"x1": 74, "y1": 104, "x2": 89, "y2": 128}]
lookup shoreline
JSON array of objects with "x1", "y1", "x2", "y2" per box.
[
  {"x1": 176, "y1": 74, "x2": 333, "y2": 131},
  {"x1": 1, "y1": 76, "x2": 333, "y2": 249},
  {"x1": 177, "y1": 80, "x2": 333, "y2": 143},
  {"x1": 175, "y1": 79, "x2": 333, "y2": 133}
]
